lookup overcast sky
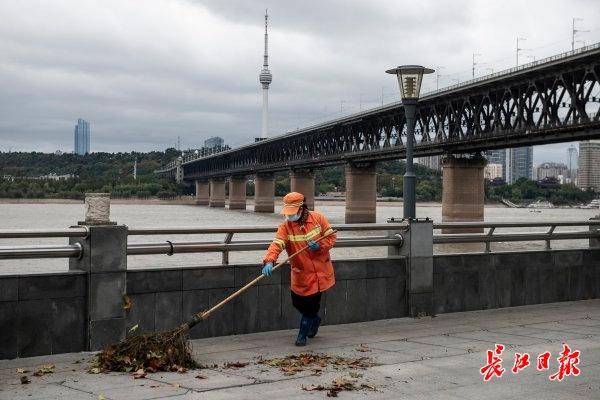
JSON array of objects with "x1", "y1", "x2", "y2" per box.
[{"x1": 1, "y1": 0, "x2": 599, "y2": 164}]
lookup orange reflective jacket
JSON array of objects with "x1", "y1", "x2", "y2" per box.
[{"x1": 263, "y1": 211, "x2": 337, "y2": 296}]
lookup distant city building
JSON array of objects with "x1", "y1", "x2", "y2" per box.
[
  {"x1": 416, "y1": 156, "x2": 442, "y2": 171},
  {"x1": 484, "y1": 163, "x2": 503, "y2": 180},
  {"x1": 507, "y1": 147, "x2": 533, "y2": 184},
  {"x1": 487, "y1": 147, "x2": 532, "y2": 184},
  {"x1": 73, "y1": 119, "x2": 90, "y2": 155},
  {"x1": 54, "y1": 150, "x2": 63, "y2": 155},
  {"x1": 36, "y1": 173, "x2": 77, "y2": 181},
  {"x1": 204, "y1": 136, "x2": 224, "y2": 149},
  {"x1": 567, "y1": 144, "x2": 578, "y2": 180},
  {"x1": 578, "y1": 140, "x2": 600, "y2": 191},
  {"x1": 534, "y1": 162, "x2": 568, "y2": 181}
]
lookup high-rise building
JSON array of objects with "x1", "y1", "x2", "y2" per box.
[
  {"x1": 578, "y1": 140, "x2": 600, "y2": 191},
  {"x1": 508, "y1": 147, "x2": 533, "y2": 183},
  {"x1": 567, "y1": 144, "x2": 579, "y2": 181},
  {"x1": 258, "y1": 10, "x2": 272, "y2": 139},
  {"x1": 485, "y1": 147, "x2": 533, "y2": 184},
  {"x1": 73, "y1": 119, "x2": 90, "y2": 155},
  {"x1": 204, "y1": 136, "x2": 224, "y2": 149}
]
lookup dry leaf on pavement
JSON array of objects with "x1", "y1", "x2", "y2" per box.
[{"x1": 133, "y1": 368, "x2": 147, "y2": 379}]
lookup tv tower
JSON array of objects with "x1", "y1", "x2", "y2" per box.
[{"x1": 258, "y1": 10, "x2": 272, "y2": 139}]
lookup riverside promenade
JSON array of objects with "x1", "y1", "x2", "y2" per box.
[{"x1": 1, "y1": 300, "x2": 599, "y2": 400}]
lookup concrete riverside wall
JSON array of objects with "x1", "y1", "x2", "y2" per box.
[
  {"x1": 3, "y1": 248, "x2": 599, "y2": 360},
  {"x1": 0, "y1": 271, "x2": 87, "y2": 359},
  {"x1": 433, "y1": 249, "x2": 600, "y2": 314},
  {"x1": 125, "y1": 258, "x2": 407, "y2": 340}
]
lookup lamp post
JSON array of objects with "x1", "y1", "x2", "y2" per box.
[{"x1": 386, "y1": 65, "x2": 434, "y2": 219}]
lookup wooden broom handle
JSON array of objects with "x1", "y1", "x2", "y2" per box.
[{"x1": 195, "y1": 229, "x2": 337, "y2": 321}]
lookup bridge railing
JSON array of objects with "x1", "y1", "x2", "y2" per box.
[
  {"x1": 154, "y1": 42, "x2": 600, "y2": 174},
  {"x1": 0, "y1": 220, "x2": 598, "y2": 262}
]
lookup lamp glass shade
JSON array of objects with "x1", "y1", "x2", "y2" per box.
[
  {"x1": 386, "y1": 66, "x2": 435, "y2": 101},
  {"x1": 397, "y1": 72, "x2": 423, "y2": 100}
]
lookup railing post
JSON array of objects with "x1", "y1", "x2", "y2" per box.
[
  {"x1": 590, "y1": 216, "x2": 600, "y2": 248},
  {"x1": 69, "y1": 193, "x2": 128, "y2": 351},
  {"x1": 389, "y1": 218, "x2": 434, "y2": 318}
]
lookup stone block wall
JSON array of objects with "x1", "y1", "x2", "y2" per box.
[
  {"x1": 0, "y1": 271, "x2": 87, "y2": 359},
  {"x1": 125, "y1": 257, "x2": 407, "y2": 340},
  {"x1": 433, "y1": 249, "x2": 600, "y2": 314}
]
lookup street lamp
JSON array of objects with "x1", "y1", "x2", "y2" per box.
[{"x1": 386, "y1": 65, "x2": 434, "y2": 219}]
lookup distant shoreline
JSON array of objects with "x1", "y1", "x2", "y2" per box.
[{"x1": 0, "y1": 197, "x2": 505, "y2": 208}]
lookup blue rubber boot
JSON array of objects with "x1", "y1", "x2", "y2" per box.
[
  {"x1": 295, "y1": 315, "x2": 311, "y2": 346},
  {"x1": 307, "y1": 315, "x2": 321, "y2": 338}
]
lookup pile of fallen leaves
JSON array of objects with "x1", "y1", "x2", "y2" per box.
[
  {"x1": 257, "y1": 353, "x2": 373, "y2": 376},
  {"x1": 94, "y1": 329, "x2": 197, "y2": 373},
  {"x1": 303, "y1": 376, "x2": 376, "y2": 397}
]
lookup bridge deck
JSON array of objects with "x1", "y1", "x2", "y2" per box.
[{"x1": 1, "y1": 300, "x2": 599, "y2": 399}]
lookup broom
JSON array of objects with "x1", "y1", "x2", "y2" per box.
[{"x1": 96, "y1": 229, "x2": 337, "y2": 373}]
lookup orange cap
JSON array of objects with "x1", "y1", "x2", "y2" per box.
[{"x1": 280, "y1": 192, "x2": 305, "y2": 215}]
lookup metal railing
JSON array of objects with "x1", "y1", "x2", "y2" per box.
[
  {"x1": 433, "y1": 221, "x2": 600, "y2": 253},
  {"x1": 0, "y1": 220, "x2": 598, "y2": 261},
  {"x1": 0, "y1": 243, "x2": 83, "y2": 260},
  {"x1": 0, "y1": 223, "x2": 407, "y2": 262}
]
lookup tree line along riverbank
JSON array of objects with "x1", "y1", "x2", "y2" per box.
[{"x1": 0, "y1": 150, "x2": 596, "y2": 205}]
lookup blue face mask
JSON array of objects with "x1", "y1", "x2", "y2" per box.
[{"x1": 285, "y1": 213, "x2": 300, "y2": 222}]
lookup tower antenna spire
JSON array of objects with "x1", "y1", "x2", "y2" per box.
[
  {"x1": 263, "y1": 9, "x2": 269, "y2": 68},
  {"x1": 259, "y1": 9, "x2": 273, "y2": 139}
]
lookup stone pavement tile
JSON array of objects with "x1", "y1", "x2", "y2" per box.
[
  {"x1": 448, "y1": 330, "x2": 548, "y2": 347},
  {"x1": 487, "y1": 326, "x2": 590, "y2": 341},
  {"x1": 147, "y1": 368, "x2": 263, "y2": 391},
  {"x1": 441, "y1": 384, "x2": 590, "y2": 400},
  {"x1": 368, "y1": 340, "x2": 467, "y2": 361},
  {"x1": 560, "y1": 317, "x2": 600, "y2": 327},
  {"x1": 405, "y1": 334, "x2": 494, "y2": 352},
  {"x1": 193, "y1": 349, "x2": 265, "y2": 366},
  {"x1": 523, "y1": 322, "x2": 600, "y2": 336},
  {"x1": 0, "y1": 383, "x2": 97, "y2": 400},
  {"x1": 0, "y1": 352, "x2": 94, "y2": 371},
  {"x1": 100, "y1": 381, "x2": 188, "y2": 400},
  {"x1": 61, "y1": 372, "x2": 148, "y2": 392}
]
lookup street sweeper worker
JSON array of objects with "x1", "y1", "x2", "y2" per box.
[{"x1": 261, "y1": 191, "x2": 337, "y2": 346}]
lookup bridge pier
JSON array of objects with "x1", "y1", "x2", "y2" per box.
[
  {"x1": 290, "y1": 169, "x2": 315, "y2": 210},
  {"x1": 228, "y1": 176, "x2": 247, "y2": 210},
  {"x1": 195, "y1": 180, "x2": 209, "y2": 206},
  {"x1": 209, "y1": 178, "x2": 226, "y2": 208},
  {"x1": 254, "y1": 173, "x2": 275, "y2": 213},
  {"x1": 345, "y1": 162, "x2": 377, "y2": 223},
  {"x1": 442, "y1": 156, "x2": 486, "y2": 233}
]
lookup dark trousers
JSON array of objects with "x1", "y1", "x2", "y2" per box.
[{"x1": 291, "y1": 291, "x2": 322, "y2": 317}]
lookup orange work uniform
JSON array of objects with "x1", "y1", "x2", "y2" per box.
[{"x1": 263, "y1": 211, "x2": 337, "y2": 296}]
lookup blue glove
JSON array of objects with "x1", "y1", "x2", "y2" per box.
[
  {"x1": 308, "y1": 240, "x2": 320, "y2": 251},
  {"x1": 262, "y1": 262, "x2": 274, "y2": 276}
]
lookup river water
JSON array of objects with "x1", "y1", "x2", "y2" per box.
[{"x1": 1, "y1": 200, "x2": 598, "y2": 275}]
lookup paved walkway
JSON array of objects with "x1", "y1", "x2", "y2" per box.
[{"x1": 1, "y1": 300, "x2": 599, "y2": 400}]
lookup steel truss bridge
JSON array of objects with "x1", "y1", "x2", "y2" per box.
[{"x1": 161, "y1": 43, "x2": 600, "y2": 180}]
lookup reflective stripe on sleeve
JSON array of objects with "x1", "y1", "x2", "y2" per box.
[{"x1": 272, "y1": 237, "x2": 286, "y2": 250}]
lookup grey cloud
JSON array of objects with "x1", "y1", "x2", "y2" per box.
[{"x1": 0, "y1": 0, "x2": 599, "y2": 164}]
